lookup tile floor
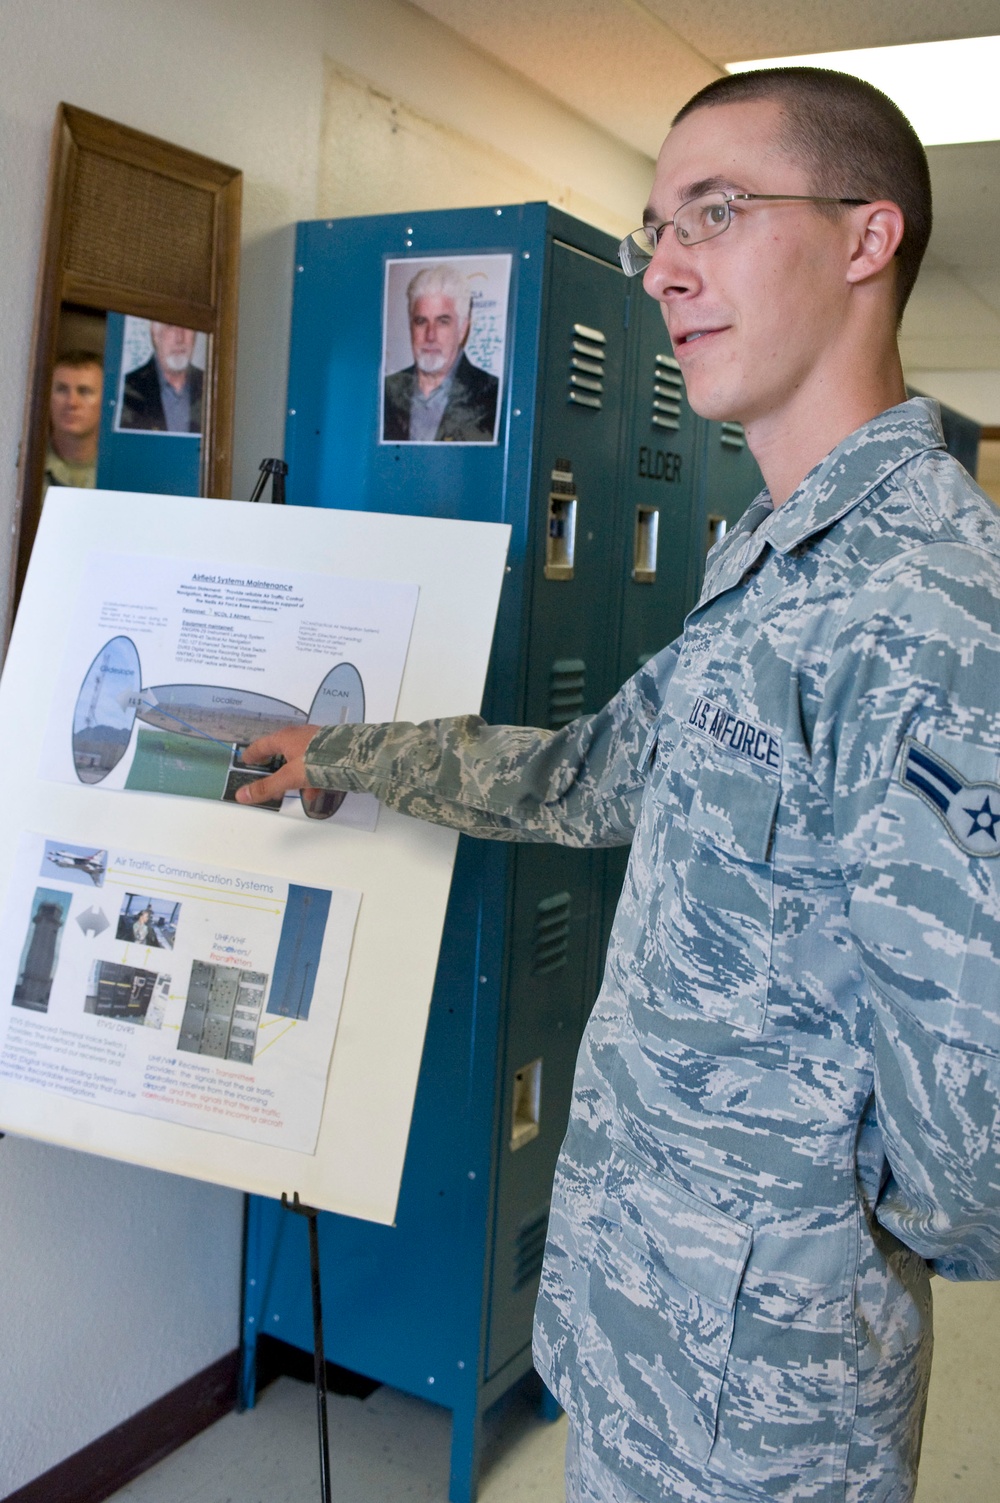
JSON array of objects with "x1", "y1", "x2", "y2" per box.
[{"x1": 110, "y1": 1277, "x2": 999, "y2": 1503}]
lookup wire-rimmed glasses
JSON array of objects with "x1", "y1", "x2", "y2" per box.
[{"x1": 618, "y1": 191, "x2": 870, "y2": 275}]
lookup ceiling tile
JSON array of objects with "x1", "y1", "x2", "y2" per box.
[
  {"x1": 959, "y1": 271, "x2": 1000, "y2": 318},
  {"x1": 409, "y1": 0, "x2": 719, "y2": 157},
  {"x1": 639, "y1": 0, "x2": 1000, "y2": 63},
  {"x1": 901, "y1": 266, "x2": 1000, "y2": 341},
  {"x1": 925, "y1": 142, "x2": 1000, "y2": 269}
]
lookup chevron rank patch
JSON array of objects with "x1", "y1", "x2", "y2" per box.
[{"x1": 900, "y1": 737, "x2": 1000, "y2": 857}]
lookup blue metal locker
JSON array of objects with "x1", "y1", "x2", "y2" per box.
[{"x1": 241, "y1": 202, "x2": 765, "y2": 1503}]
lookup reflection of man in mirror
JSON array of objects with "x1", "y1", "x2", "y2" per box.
[
  {"x1": 119, "y1": 321, "x2": 203, "y2": 433},
  {"x1": 44, "y1": 350, "x2": 103, "y2": 495},
  {"x1": 383, "y1": 264, "x2": 499, "y2": 443}
]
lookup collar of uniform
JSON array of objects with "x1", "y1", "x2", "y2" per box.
[
  {"x1": 696, "y1": 493, "x2": 773, "y2": 605},
  {"x1": 757, "y1": 396, "x2": 944, "y2": 556},
  {"x1": 695, "y1": 397, "x2": 944, "y2": 610}
]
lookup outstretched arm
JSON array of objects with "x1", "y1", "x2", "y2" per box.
[{"x1": 235, "y1": 643, "x2": 680, "y2": 847}]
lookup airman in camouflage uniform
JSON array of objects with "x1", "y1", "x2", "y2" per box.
[{"x1": 240, "y1": 68, "x2": 1000, "y2": 1503}]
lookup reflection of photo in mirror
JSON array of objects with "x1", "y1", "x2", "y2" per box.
[
  {"x1": 116, "y1": 893, "x2": 180, "y2": 949},
  {"x1": 380, "y1": 255, "x2": 511, "y2": 445},
  {"x1": 84, "y1": 959, "x2": 161, "y2": 1024},
  {"x1": 114, "y1": 316, "x2": 207, "y2": 435},
  {"x1": 12, "y1": 888, "x2": 73, "y2": 1013}
]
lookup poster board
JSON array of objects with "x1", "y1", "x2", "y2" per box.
[{"x1": 0, "y1": 489, "x2": 509, "y2": 1223}]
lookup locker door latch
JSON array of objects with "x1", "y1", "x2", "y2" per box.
[
  {"x1": 633, "y1": 505, "x2": 659, "y2": 583},
  {"x1": 706, "y1": 514, "x2": 728, "y2": 553},
  {"x1": 545, "y1": 461, "x2": 577, "y2": 580},
  {"x1": 510, "y1": 1057, "x2": 543, "y2": 1150}
]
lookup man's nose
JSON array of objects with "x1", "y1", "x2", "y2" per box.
[{"x1": 642, "y1": 229, "x2": 696, "y2": 301}]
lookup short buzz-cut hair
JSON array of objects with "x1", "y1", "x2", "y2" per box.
[
  {"x1": 406, "y1": 264, "x2": 473, "y2": 325},
  {"x1": 53, "y1": 348, "x2": 103, "y2": 371},
  {"x1": 673, "y1": 67, "x2": 932, "y2": 324}
]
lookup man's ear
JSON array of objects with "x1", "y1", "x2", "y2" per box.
[{"x1": 846, "y1": 201, "x2": 905, "y2": 286}]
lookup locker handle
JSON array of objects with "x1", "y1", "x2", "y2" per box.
[
  {"x1": 706, "y1": 514, "x2": 728, "y2": 553},
  {"x1": 510, "y1": 1058, "x2": 542, "y2": 1150},
  {"x1": 633, "y1": 505, "x2": 659, "y2": 584},
  {"x1": 545, "y1": 488, "x2": 577, "y2": 579}
]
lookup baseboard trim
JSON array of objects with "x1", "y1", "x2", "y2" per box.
[
  {"x1": 254, "y1": 1332, "x2": 381, "y2": 1400},
  {"x1": 3, "y1": 1347, "x2": 239, "y2": 1503}
]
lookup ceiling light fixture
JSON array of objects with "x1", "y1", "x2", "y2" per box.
[{"x1": 727, "y1": 37, "x2": 1000, "y2": 147}]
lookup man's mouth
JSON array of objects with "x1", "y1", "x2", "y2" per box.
[{"x1": 674, "y1": 327, "x2": 722, "y2": 347}]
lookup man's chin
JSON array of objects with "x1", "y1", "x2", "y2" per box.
[{"x1": 679, "y1": 375, "x2": 750, "y2": 427}]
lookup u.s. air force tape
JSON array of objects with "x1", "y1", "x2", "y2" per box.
[
  {"x1": 900, "y1": 737, "x2": 1000, "y2": 857},
  {"x1": 687, "y1": 695, "x2": 782, "y2": 772}
]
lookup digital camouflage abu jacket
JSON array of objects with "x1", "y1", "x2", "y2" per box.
[{"x1": 305, "y1": 399, "x2": 1000, "y2": 1503}]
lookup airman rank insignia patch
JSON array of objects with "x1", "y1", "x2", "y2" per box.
[{"x1": 900, "y1": 737, "x2": 1000, "y2": 857}]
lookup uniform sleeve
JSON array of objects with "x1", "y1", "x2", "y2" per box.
[
  {"x1": 818, "y1": 542, "x2": 1000, "y2": 1280},
  {"x1": 302, "y1": 643, "x2": 680, "y2": 848}
]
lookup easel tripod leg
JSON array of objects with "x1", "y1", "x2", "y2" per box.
[
  {"x1": 308, "y1": 1208, "x2": 333, "y2": 1503},
  {"x1": 282, "y1": 1192, "x2": 332, "y2": 1503}
]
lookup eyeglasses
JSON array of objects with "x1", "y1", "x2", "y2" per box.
[{"x1": 618, "y1": 191, "x2": 870, "y2": 275}]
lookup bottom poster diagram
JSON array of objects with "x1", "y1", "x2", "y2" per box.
[{"x1": 0, "y1": 834, "x2": 360, "y2": 1153}]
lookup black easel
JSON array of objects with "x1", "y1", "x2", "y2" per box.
[
  {"x1": 281, "y1": 1191, "x2": 333, "y2": 1503},
  {"x1": 248, "y1": 457, "x2": 288, "y2": 505}
]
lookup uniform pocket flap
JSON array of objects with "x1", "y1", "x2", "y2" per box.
[
  {"x1": 690, "y1": 761, "x2": 779, "y2": 864},
  {"x1": 606, "y1": 1148, "x2": 753, "y2": 1310}
]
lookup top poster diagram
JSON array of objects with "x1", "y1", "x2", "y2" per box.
[
  {"x1": 380, "y1": 254, "x2": 512, "y2": 445},
  {"x1": 41, "y1": 553, "x2": 418, "y2": 832}
]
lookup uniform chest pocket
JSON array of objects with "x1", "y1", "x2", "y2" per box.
[{"x1": 648, "y1": 750, "x2": 779, "y2": 1036}]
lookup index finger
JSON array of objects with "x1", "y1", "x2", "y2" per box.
[
  {"x1": 239, "y1": 732, "x2": 288, "y2": 767},
  {"x1": 235, "y1": 760, "x2": 304, "y2": 806}
]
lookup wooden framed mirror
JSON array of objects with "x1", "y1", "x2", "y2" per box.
[{"x1": 10, "y1": 104, "x2": 242, "y2": 624}]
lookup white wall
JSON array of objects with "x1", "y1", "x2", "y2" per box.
[
  {"x1": 0, "y1": 0, "x2": 656, "y2": 1491},
  {"x1": 0, "y1": 1138, "x2": 244, "y2": 1492}
]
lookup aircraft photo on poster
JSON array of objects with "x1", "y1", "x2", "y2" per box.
[
  {"x1": 40, "y1": 552, "x2": 419, "y2": 832},
  {"x1": 0, "y1": 831, "x2": 359, "y2": 1153}
]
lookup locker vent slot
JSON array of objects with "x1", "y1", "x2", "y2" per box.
[
  {"x1": 545, "y1": 462, "x2": 577, "y2": 580},
  {"x1": 532, "y1": 890, "x2": 572, "y2": 974},
  {"x1": 513, "y1": 1209, "x2": 549, "y2": 1291},
  {"x1": 548, "y1": 659, "x2": 585, "y2": 728},
  {"x1": 721, "y1": 421, "x2": 746, "y2": 450},
  {"x1": 568, "y1": 323, "x2": 605, "y2": 409},
  {"x1": 652, "y1": 353, "x2": 683, "y2": 432}
]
